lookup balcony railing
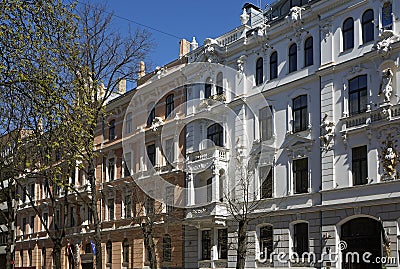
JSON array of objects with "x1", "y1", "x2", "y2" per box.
[
  {"x1": 185, "y1": 202, "x2": 228, "y2": 219},
  {"x1": 187, "y1": 146, "x2": 229, "y2": 163},
  {"x1": 343, "y1": 104, "x2": 400, "y2": 129}
]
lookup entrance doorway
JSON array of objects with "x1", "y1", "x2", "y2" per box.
[{"x1": 341, "y1": 217, "x2": 382, "y2": 269}]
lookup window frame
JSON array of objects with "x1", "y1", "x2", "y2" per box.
[
  {"x1": 146, "y1": 144, "x2": 156, "y2": 167},
  {"x1": 259, "y1": 225, "x2": 273, "y2": 260},
  {"x1": 362, "y1": 9, "x2": 374, "y2": 44},
  {"x1": 256, "y1": 57, "x2": 264, "y2": 85},
  {"x1": 216, "y1": 72, "x2": 223, "y2": 95},
  {"x1": 292, "y1": 95, "x2": 308, "y2": 133},
  {"x1": 218, "y1": 228, "x2": 228, "y2": 259},
  {"x1": 304, "y1": 37, "x2": 313, "y2": 67},
  {"x1": 259, "y1": 106, "x2": 274, "y2": 141},
  {"x1": 201, "y1": 230, "x2": 212, "y2": 260},
  {"x1": 270, "y1": 51, "x2": 278, "y2": 80},
  {"x1": 109, "y1": 119, "x2": 116, "y2": 140},
  {"x1": 106, "y1": 240, "x2": 112, "y2": 264},
  {"x1": 293, "y1": 158, "x2": 309, "y2": 194},
  {"x1": 123, "y1": 238, "x2": 129, "y2": 264},
  {"x1": 348, "y1": 75, "x2": 368, "y2": 116},
  {"x1": 205, "y1": 81, "x2": 212, "y2": 99},
  {"x1": 343, "y1": 17, "x2": 354, "y2": 51},
  {"x1": 259, "y1": 165, "x2": 273, "y2": 199},
  {"x1": 289, "y1": 43, "x2": 297, "y2": 73},
  {"x1": 147, "y1": 106, "x2": 155, "y2": 127},
  {"x1": 352, "y1": 145, "x2": 368, "y2": 186},
  {"x1": 293, "y1": 222, "x2": 309, "y2": 256},
  {"x1": 207, "y1": 123, "x2": 224, "y2": 147},
  {"x1": 163, "y1": 234, "x2": 172, "y2": 262},
  {"x1": 165, "y1": 94, "x2": 174, "y2": 118},
  {"x1": 124, "y1": 195, "x2": 132, "y2": 219},
  {"x1": 107, "y1": 198, "x2": 115, "y2": 221},
  {"x1": 107, "y1": 157, "x2": 115, "y2": 181},
  {"x1": 125, "y1": 112, "x2": 133, "y2": 134}
]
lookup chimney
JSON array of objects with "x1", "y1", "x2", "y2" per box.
[
  {"x1": 138, "y1": 61, "x2": 146, "y2": 79},
  {"x1": 179, "y1": 39, "x2": 191, "y2": 58},
  {"x1": 118, "y1": 79, "x2": 126, "y2": 94}
]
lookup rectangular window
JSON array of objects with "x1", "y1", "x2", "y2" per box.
[
  {"x1": 259, "y1": 106, "x2": 273, "y2": 141},
  {"x1": 352, "y1": 146, "x2": 368, "y2": 185},
  {"x1": 145, "y1": 195, "x2": 154, "y2": 216},
  {"x1": 218, "y1": 229, "x2": 228, "y2": 259},
  {"x1": 293, "y1": 158, "x2": 308, "y2": 194},
  {"x1": 147, "y1": 144, "x2": 156, "y2": 167},
  {"x1": 29, "y1": 183, "x2": 35, "y2": 200},
  {"x1": 70, "y1": 207, "x2": 75, "y2": 227},
  {"x1": 293, "y1": 95, "x2": 308, "y2": 132},
  {"x1": 30, "y1": 216, "x2": 34, "y2": 233},
  {"x1": 166, "y1": 186, "x2": 174, "y2": 213},
  {"x1": 126, "y1": 112, "x2": 133, "y2": 134},
  {"x1": 207, "y1": 178, "x2": 212, "y2": 203},
  {"x1": 165, "y1": 138, "x2": 174, "y2": 165},
  {"x1": 109, "y1": 120, "x2": 116, "y2": 140},
  {"x1": 43, "y1": 213, "x2": 48, "y2": 231},
  {"x1": 294, "y1": 223, "x2": 309, "y2": 256},
  {"x1": 205, "y1": 83, "x2": 212, "y2": 99},
  {"x1": 124, "y1": 195, "x2": 132, "y2": 218},
  {"x1": 260, "y1": 226, "x2": 273, "y2": 259},
  {"x1": 202, "y1": 230, "x2": 211, "y2": 260},
  {"x1": 124, "y1": 153, "x2": 131, "y2": 177},
  {"x1": 349, "y1": 75, "x2": 367, "y2": 115},
  {"x1": 22, "y1": 218, "x2": 26, "y2": 235},
  {"x1": 21, "y1": 186, "x2": 26, "y2": 203},
  {"x1": 108, "y1": 199, "x2": 114, "y2": 221},
  {"x1": 260, "y1": 166, "x2": 273, "y2": 199},
  {"x1": 108, "y1": 158, "x2": 115, "y2": 181}
]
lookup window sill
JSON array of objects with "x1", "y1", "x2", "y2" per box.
[{"x1": 338, "y1": 48, "x2": 354, "y2": 56}]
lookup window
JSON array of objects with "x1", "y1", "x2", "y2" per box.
[
  {"x1": 21, "y1": 185, "x2": 26, "y2": 203},
  {"x1": 28, "y1": 249, "x2": 32, "y2": 266},
  {"x1": 145, "y1": 194, "x2": 154, "y2": 215},
  {"x1": 109, "y1": 119, "x2": 115, "y2": 140},
  {"x1": 207, "y1": 123, "x2": 223, "y2": 147},
  {"x1": 201, "y1": 230, "x2": 211, "y2": 260},
  {"x1": 293, "y1": 95, "x2": 308, "y2": 132},
  {"x1": 124, "y1": 195, "x2": 132, "y2": 218},
  {"x1": 218, "y1": 229, "x2": 228, "y2": 259},
  {"x1": 352, "y1": 146, "x2": 368, "y2": 185},
  {"x1": 87, "y1": 206, "x2": 93, "y2": 223},
  {"x1": 216, "y1": 72, "x2": 223, "y2": 95},
  {"x1": 294, "y1": 223, "x2": 309, "y2": 256},
  {"x1": 30, "y1": 215, "x2": 34, "y2": 233},
  {"x1": 147, "y1": 144, "x2": 156, "y2": 167},
  {"x1": 256, "y1": 58, "x2": 264, "y2": 85},
  {"x1": 42, "y1": 247, "x2": 46, "y2": 268},
  {"x1": 289, "y1": 43, "x2": 297, "y2": 73},
  {"x1": 29, "y1": 183, "x2": 35, "y2": 199},
  {"x1": 125, "y1": 112, "x2": 133, "y2": 134},
  {"x1": 147, "y1": 106, "x2": 155, "y2": 127},
  {"x1": 85, "y1": 243, "x2": 92, "y2": 253},
  {"x1": 207, "y1": 178, "x2": 212, "y2": 203},
  {"x1": 259, "y1": 225, "x2": 273, "y2": 259},
  {"x1": 163, "y1": 235, "x2": 172, "y2": 262},
  {"x1": 293, "y1": 158, "x2": 308, "y2": 194},
  {"x1": 20, "y1": 250, "x2": 23, "y2": 267},
  {"x1": 382, "y1": 2, "x2": 393, "y2": 31},
  {"x1": 22, "y1": 218, "x2": 26, "y2": 235},
  {"x1": 165, "y1": 94, "x2": 174, "y2": 118},
  {"x1": 123, "y1": 152, "x2": 131, "y2": 177},
  {"x1": 205, "y1": 81, "x2": 212, "y2": 99},
  {"x1": 343, "y1": 18, "x2": 354, "y2": 50},
  {"x1": 349, "y1": 75, "x2": 367, "y2": 115},
  {"x1": 123, "y1": 239, "x2": 129, "y2": 264},
  {"x1": 107, "y1": 158, "x2": 115, "y2": 181},
  {"x1": 70, "y1": 207, "x2": 75, "y2": 227},
  {"x1": 43, "y1": 212, "x2": 48, "y2": 230},
  {"x1": 259, "y1": 106, "x2": 273, "y2": 141},
  {"x1": 362, "y1": 10, "x2": 374, "y2": 43},
  {"x1": 270, "y1": 51, "x2": 278, "y2": 79},
  {"x1": 260, "y1": 166, "x2": 273, "y2": 199},
  {"x1": 164, "y1": 138, "x2": 174, "y2": 165},
  {"x1": 166, "y1": 186, "x2": 174, "y2": 213},
  {"x1": 304, "y1": 37, "x2": 313, "y2": 67},
  {"x1": 106, "y1": 240, "x2": 112, "y2": 264},
  {"x1": 108, "y1": 199, "x2": 114, "y2": 221}
]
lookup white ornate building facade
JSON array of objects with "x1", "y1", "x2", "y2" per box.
[{"x1": 182, "y1": 0, "x2": 400, "y2": 268}]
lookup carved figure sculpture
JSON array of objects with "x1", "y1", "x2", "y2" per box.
[{"x1": 379, "y1": 69, "x2": 393, "y2": 103}]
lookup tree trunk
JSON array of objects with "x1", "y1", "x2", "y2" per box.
[
  {"x1": 142, "y1": 219, "x2": 157, "y2": 269},
  {"x1": 236, "y1": 220, "x2": 248, "y2": 269},
  {"x1": 5, "y1": 181, "x2": 15, "y2": 269},
  {"x1": 53, "y1": 240, "x2": 62, "y2": 269}
]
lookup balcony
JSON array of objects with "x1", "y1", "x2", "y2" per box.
[
  {"x1": 186, "y1": 147, "x2": 229, "y2": 173},
  {"x1": 185, "y1": 202, "x2": 228, "y2": 220}
]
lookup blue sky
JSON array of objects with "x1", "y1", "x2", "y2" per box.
[{"x1": 83, "y1": 1, "x2": 273, "y2": 70}]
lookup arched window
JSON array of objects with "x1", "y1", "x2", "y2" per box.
[
  {"x1": 289, "y1": 44, "x2": 297, "y2": 73},
  {"x1": 382, "y1": 2, "x2": 393, "y2": 31},
  {"x1": 147, "y1": 103, "x2": 155, "y2": 127},
  {"x1": 343, "y1": 18, "x2": 354, "y2": 50},
  {"x1": 165, "y1": 94, "x2": 174, "y2": 118},
  {"x1": 123, "y1": 238, "x2": 129, "y2": 264},
  {"x1": 106, "y1": 240, "x2": 112, "y2": 264},
  {"x1": 125, "y1": 112, "x2": 133, "y2": 134},
  {"x1": 362, "y1": 10, "x2": 374, "y2": 43},
  {"x1": 109, "y1": 119, "x2": 115, "y2": 140},
  {"x1": 270, "y1": 51, "x2": 278, "y2": 79},
  {"x1": 205, "y1": 78, "x2": 212, "y2": 99},
  {"x1": 207, "y1": 123, "x2": 223, "y2": 147},
  {"x1": 163, "y1": 235, "x2": 172, "y2": 262},
  {"x1": 304, "y1": 37, "x2": 313, "y2": 67},
  {"x1": 255, "y1": 57, "x2": 264, "y2": 85},
  {"x1": 216, "y1": 72, "x2": 223, "y2": 95}
]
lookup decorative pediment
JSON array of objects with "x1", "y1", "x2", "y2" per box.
[{"x1": 283, "y1": 134, "x2": 314, "y2": 159}]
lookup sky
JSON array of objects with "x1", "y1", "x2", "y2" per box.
[{"x1": 81, "y1": 0, "x2": 274, "y2": 70}]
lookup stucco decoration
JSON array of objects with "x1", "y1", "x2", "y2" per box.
[
  {"x1": 378, "y1": 69, "x2": 394, "y2": 103},
  {"x1": 150, "y1": 117, "x2": 163, "y2": 132},
  {"x1": 240, "y1": 8, "x2": 249, "y2": 25},
  {"x1": 237, "y1": 55, "x2": 247, "y2": 73},
  {"x1": 204, "y1": 38, "x2": 221, "y2": 63},
  {"x1": 378, "y1": 129, "x2": 400, "y2": 180},
  {"x1": 320, "y1": 20, "x2": 332, "y2": 42},
  {"x1": 286, "y1": 6, "x2": 305, "y2": 36},
  {"x1": 375, "y1": 31, "x2": 400, "y2": 58},
  {"x1": 319, "y1": 113, "x2": 335, "y2": 150}
]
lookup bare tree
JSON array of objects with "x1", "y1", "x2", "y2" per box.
[{"x1": 69, "y1": 3, "x2": 153, "y2": 268}]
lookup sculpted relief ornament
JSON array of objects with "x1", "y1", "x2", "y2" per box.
[
  {"x1": 320, "y1": 113, "x2": 335, "y2": 150},
  {"x1": 375, "y1": 31, "x2": 400, "y2": 57},
  {"x1": 286, "y1": 6, "x2": 305, "y2": 37},
  {"x1": 379, "y1": 130, "x2": 399, "y2": 180},
  {"x1": 378, "y1": 69, "x2": 394, "y2": 103}
]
